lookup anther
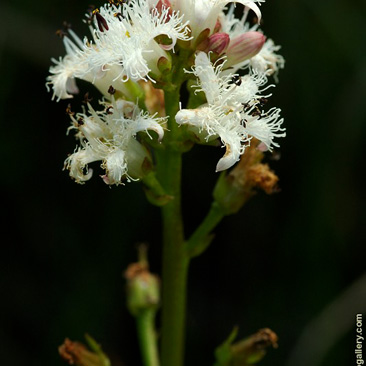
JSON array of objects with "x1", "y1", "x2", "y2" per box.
[
  {"x1": 92, "y1": 9, "x2": 109, "y2": 32},
  {"x1": 55, "y1": 29, "x2": 67, "y2": 39},
  {"x1": 108, "y1": 85, "x2": 116, "y2": 95}
]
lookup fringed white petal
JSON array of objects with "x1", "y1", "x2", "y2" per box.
[
  {"x1": 244, "y1": 108, "x2": 286, "y2": 150},
  {"x1": 104, "y1": 149, "x2": 128, "y2": 185}
]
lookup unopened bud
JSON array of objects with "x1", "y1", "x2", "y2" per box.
[
  {"x1": 125, "y1": 246, "x2": 160, "y2": 316},
  {"x1": 197, "y1": 33, "x2": 230, "y2": 55},
  {"x1": 225, "y1": 32, "x2": 265, "y2": 67},
  {"x1": 59, "y1": 335, "x2": 110, "y2": 366},
  {"x1": 154, "y1": 0, "x2": 173, "y2": 19},
  {"x1": 231, "y1": 328, "x2": 278, "y2": 365}
]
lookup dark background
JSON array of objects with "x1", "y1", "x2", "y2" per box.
[{"x1": 1, "y1": 0, "x2": 366, "y2": 365}]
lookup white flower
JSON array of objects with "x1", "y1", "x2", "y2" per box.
[
  {"x1": 46, "y1": 30, "x2": 137, "y2": 101},
  {"x1": 46, "y1": 31, "x2": 89, "y2": 101},
  {"x1": 175, "y1": 52, "x2": 285, "y2": 171},
  {"x1": 47, "y1": 0, "x2": 191, "y2": 101},
  {"x1": 64, "y1": 99, "x2": 166, "y2": 184},
  {"x1": 166, "y1": 0, "x2": 264, "y2": 38},
  {"x1": 79, "y1": 0, "x2": 191, "y2": 82}
]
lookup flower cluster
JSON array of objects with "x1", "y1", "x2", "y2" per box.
[
  {"x1": 47, "y1": 0, "x2": 285, "y2": 185},
  {"x1": 176, "y1": 52, "x2": 285, "y2": 171},
  {"x1": 65, "y1": 99, "x2": 166, "y2": 184}
]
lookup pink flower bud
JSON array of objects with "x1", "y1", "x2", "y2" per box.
[
  {"x1": 208, "y1": 32, "x2": 230, "y2": 54},
  {"x1": 154, "y1": 0, "x2": 173, "y2": 20},
  {"x1": 225, "y1": 31, "x2": 266, "y2": 67},
  {"x1": 197, "y1": 32, "x2": 230, "y2": 55}
]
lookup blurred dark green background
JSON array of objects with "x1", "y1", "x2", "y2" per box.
[{"x1": 1, "y1": 0, "x2": 366, "y2": 365}]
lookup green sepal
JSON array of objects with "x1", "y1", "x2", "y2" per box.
[
  {"x1": 186, "y1": 79, "x2": 207, "y2": 109},
  {"x1": 84, "y1": 334, "x2": 111, "y2": 366},
  {"x1": 194, "y1": 28, "x2": 210, "y2": 48},
  {"x1": 142, "y1": 171, "x2": 173, "y2": 206},
  {"x1": 157, "y1": 56, "x2": 172, "y2": 75},
  {"x1": 213, "y1": 172, "x2": 253, "y2": 215},
  {"x1": 214, "y1": 327, "x2": 239, "y2": 366},
  {"x1": 122, "y1": 79, "x2": 145, "y2": 106}
]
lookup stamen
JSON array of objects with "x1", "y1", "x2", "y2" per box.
[
  {"x1": 92, "y1": 9, "x2": 109, "y2": 32},
  {"x1": 230, "y1": 75, "x2": 242, "y2": 86}
]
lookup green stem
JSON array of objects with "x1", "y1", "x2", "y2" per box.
[
  {"x1": 160, "y1": 181, "x2": 188, "y2": 366},
  {"x1": 136, "y1": 310, "x2": 160, "y2": 366},
  {"x1": 156, "y1": 86, "x2": 188, "y2": 366},
  {"x1": 185, "y1": 201, "x2": 225, "y2": 258}
]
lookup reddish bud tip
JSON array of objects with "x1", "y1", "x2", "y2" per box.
[
  {"x1": 154, "y1": 0, "x2": 173, "y2": 19},
  {"x1": 197, "y1": 32, "x2": 230, "y2": 55},
  {"x1": 226, "y1": 31, "x2": 266, "y2": 67}
]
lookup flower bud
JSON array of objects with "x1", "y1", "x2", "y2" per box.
[
  {"x1": 214, "y1": 327, "x2": 278, "y2": 366},
  {"x1": 197, "y1": 33, "x2": 230, "y2": 55},
  {"x1": 125, "y1": 247, "x2": 160, "y2": 316},
  {"x1": 59, "y1": 335, "x2": 110, "y2": 366},
  {"x1": 154, "y1": 0, "x2": 173, "y2": 18},
  {"x1": 225, "y1": 32, "x2": 265, "y2": 67}
]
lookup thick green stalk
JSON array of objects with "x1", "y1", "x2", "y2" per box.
[
  {"x1": 156, "y1": 88, "x2": 188, "y2": 366},
  {"x1": 160, "y1": 174, "x2": 188, "y2": 366},
  {"x1": 136, "y1": 310, "x2": 160, "y2": 366}
]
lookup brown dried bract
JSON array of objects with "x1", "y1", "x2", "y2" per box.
[
  {"x1": 228, "y1": 140, "x2": 279, "y2": 194},
  {"x1": 251, "y1": 328, "x2": 279, "y2": 349},
  {"x1": 247, "y1": 163, "x2": 279, "y2": 194},
  {"x1": 228, "y1": 140, "x2": 263, "y2": 187},
  {"x1": 59, "y1": 338, "x2": 87, "y2": 365},
  {"x1": 59, "y1": 338, "x2": 104, "y2": 366},
  {"x1": 125, "y1": 262, "x2": 148, "y2": 280}
]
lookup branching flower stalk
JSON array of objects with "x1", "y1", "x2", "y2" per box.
[{"x1": 47, "y1": 1, "x2": 285, "y2": 366}]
